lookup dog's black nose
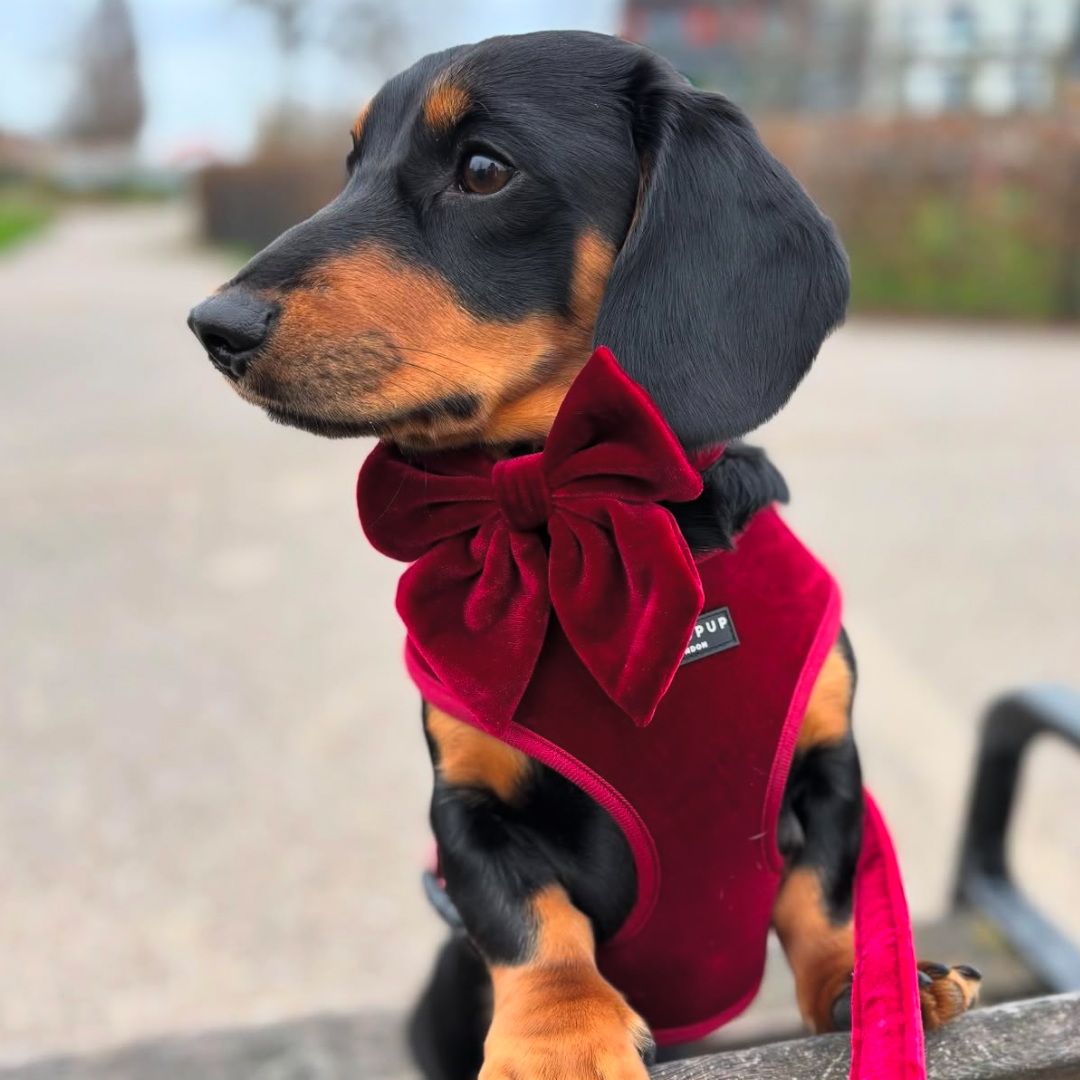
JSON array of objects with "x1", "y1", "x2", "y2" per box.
[{"x1": 188, "y1": 290, "x2": 276, "y2": 379}]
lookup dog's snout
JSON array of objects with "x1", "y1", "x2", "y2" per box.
[{"x1": 188, "y1": 290, "x2": 277, "y2": 380}]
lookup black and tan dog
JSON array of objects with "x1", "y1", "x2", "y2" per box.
[{"x1": 189, "y1": 30, "x2": 980, "y2": 1080}]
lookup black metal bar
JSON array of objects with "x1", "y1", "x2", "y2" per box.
[{"x1": 954, "y1": 685, "x2": 1080, "y2": 992}]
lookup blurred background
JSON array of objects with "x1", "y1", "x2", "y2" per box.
[{"x1": 2, "y1": 0, "x2": 1079, "y2": 1073}]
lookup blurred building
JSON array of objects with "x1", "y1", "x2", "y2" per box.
[
  {"x1": 0, "y1": 130, "x2": 46, "y2": 182},
  {"x1": 622, "y1": 0, "x2": 1080, "y2": 115},
  {"x1": 620, "y1": 0, "x2": 870, "y2": 111},
  {"x1": 866, "y1": 0, "x2": 1080, "y2": 115}
]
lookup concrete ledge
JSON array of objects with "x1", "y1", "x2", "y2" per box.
[
  {"x1": 0, "y1": 1012, "x2": 416, "y2": 1080},
  {"x1": 656, "y1": 993, "x2": 1080, "y2": 1080},
  {"x1": 4, "y1": 994, "x2": 1079, "y2": 1080}
]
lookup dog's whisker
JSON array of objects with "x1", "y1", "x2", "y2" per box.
[{"x1": 390, "y1": 343, "x2": 514, "y2": 389}]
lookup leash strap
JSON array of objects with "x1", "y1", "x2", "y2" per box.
[{"x1": 851, "y1": 792, "x2": 928, "y2": 1080}]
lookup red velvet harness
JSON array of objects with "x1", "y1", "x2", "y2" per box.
[{"x1": 358, "y1": 349, "x2": 927, "y2": 1080}]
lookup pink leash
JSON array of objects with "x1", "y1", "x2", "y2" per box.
[{"x1": 851, "y1": 793, "x2": 927, "y2": 1080}]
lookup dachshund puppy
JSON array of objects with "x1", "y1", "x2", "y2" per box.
[{"x1": 189, "y1": 30, "x2": 980, "y2": 1080}]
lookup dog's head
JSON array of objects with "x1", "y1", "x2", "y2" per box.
[{"x1": 189, "y1": 31, "x2": 848, "y2": 452}]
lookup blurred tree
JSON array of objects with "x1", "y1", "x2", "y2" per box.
[
  {"x1": 1070, "y1": 1, "x2": 1080, "y2": 77},
  {"x1": 237, "y1": 1, "x2": 410, "y2": 117},
  {"x1": 238, "y1": 0, "x2": 413, "y2": 151},
  {"x1": 238, "y1": 0, "x2": 311, "y2": 107},
  {"x1": 61, "y1": 0, "x2": 145, "y2": 147},
  {"x1": 327, "y1": 0, "x2": 409, "y2": 85}
]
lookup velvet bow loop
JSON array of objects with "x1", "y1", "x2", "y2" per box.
[{"x1": 357, "y1": 347, "x2": 708, "y2": 734}]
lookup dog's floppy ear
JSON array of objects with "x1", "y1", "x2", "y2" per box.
[{"x1": 594, "y1": 57, "x2": 849, "y2": 450}]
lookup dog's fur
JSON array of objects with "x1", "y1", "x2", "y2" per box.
[{"x1": 190, "y1": 31, "x2": 980, "y2": 1080}]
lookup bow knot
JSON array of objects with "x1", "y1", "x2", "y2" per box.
[
  {"x1": 492, "y1": 455, "x2": 551, "y2": 532},
  {"x1": 358, "y1": 347, "x2": 709, "y2": 734}
]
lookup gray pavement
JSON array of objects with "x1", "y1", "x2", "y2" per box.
[{"x1": 2, "y1": 205, "x2": 1078, "y2": 1064}]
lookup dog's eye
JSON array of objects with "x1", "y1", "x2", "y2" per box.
[{"x1": 460, "y1": 154, "x2": 513, "y2": 195}]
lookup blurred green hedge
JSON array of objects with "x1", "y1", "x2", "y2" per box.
[
  {"x1": 848, "y1": 188, "x2": 1073, "y2": 321},
  {"x1": 0, "y1": 195, "x2": 51, "y2": 253},
  {"x1": 762, "y1": 114, "x2": 1080, "y2": 323}
]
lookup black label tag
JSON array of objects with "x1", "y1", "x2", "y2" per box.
[{"x1": 681, "y1": 606, "x2": 739, "y2": 665}]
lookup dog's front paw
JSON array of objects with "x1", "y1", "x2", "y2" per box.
[
  {"x1": 482, "y1": 967, "x2": 654, "y2": 1080},
  {"x1": 917, "y1": 961, "x2": 981, "y2": 1031},
  {"x1": 827, "y1": 960, "x2": 982, "y2": 1035}
]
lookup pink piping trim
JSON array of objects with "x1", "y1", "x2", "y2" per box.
[
  {"x1": 760, "y1": 577, "x2": 843, "y2": 871},
  {"x1": 505, "y1": 724, "x2": 661, "y2": 943},
  {"x1": 406, "y1": 646, "x2": 661, "y2": 945}
]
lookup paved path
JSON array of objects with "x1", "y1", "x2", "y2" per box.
[{"x1": 2, "y1": 206, "x2": 1078, "y2": 1064}]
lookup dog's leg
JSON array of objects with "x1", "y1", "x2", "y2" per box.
[
  {"x1": 409, "y1": 933, "x2": 491, "y2": 1080},
  {"x1": 420, "y1": 703, "x2": 653, "y2": 1080},
  {"x1": 772, "y1": 635, "x2": 862, "y2": 1034},
  {"x1": 482, "y1": 884, "x2": 653, "y2": 1080},
  {"x1": 773, "y1": 632, "x2": 981, "y2": 1034}
]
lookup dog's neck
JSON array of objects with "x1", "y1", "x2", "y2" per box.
[{"x1": 484, "y1": 440, "x2": 546, "y2": 462}]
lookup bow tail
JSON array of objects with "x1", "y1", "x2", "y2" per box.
[
  {"x1": 549, "y1": 503, "x2": 704, "y2": 727},
  {"x1": 397, "y1": 527, "x2": 552, "y2": 734}
]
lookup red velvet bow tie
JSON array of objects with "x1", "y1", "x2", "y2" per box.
[{"x1": 357, "y1": 347, "x2": 709, "y2": 734}]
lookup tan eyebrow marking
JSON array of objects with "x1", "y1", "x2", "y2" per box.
[
  {"x1": 423, "y1": 81, "x2": 471, "y2": 131},
  {"x1": 351, "y1": 101, "x2": 371, "y2": 142}
]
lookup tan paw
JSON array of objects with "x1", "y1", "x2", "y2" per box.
[
  {"x1": 826, "y1": 961, "x2": 981, "y2": 1034},
  {"x1": 917, "y1": 961, "x2": 981, "y2": 1031},
  {"x1": 481, "y1": 967, "x2": 654, "y2": 1080}
]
